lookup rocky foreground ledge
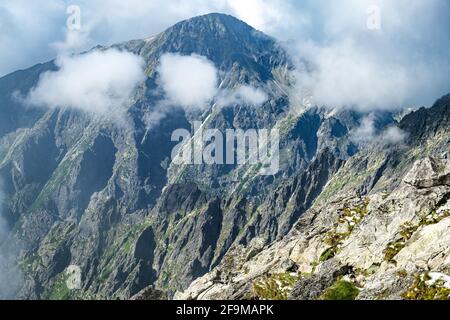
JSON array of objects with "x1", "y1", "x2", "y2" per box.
[{"x1": 175, "y1": 157, "x2": 450, "y2": 300}]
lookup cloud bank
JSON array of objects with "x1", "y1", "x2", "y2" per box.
[
  {"x1": 291, "y1": 0, "x2": 450, "y2": 111},
  {"x1": 25, "y1": 49, "x2": 146, "y2": 115},
  {"x1": 0, "y1": 0, "x2": 308, "y2": 77},
  {"x1": 293, "y1": 40, "x2": 412, "y2": 111},
  {"x1": 381, "y1": 126, "x2": 408, "y2": 146},
  {"x1": 157, "y1": 53, "x2": 269, "y2": 111},
  {"x1": 235, "y1": 86, "x2": 268, "y2": 106},
  {"x1": 217, "y1": 85, "x2": 268, "y2": 108},
  {"x1": 1, "y1": 0, "x2": 448, "y2": 112},
  {"x1": 350, "y1": 114, "x2": 407, "y2": 147},
  {"x1": 158, "y1": 54, "x2": 218, "y2": 110}
]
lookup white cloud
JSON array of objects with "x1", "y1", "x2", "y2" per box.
[
  {"x1": 217, "y1": 85, "x2": 268, "y2": 107},
  {"x1": 350, "y1": 114, "x2": 378, "y2": 146},
  {"x1": 381, "y1": 126, "x2": 408, "y2": 145},
  {"x1": 51, "y1": 28, "x2": 93, "y2": 56},
  {"x1": 157, "y1": 53, "x2": 218, "y2": 110},
  {"x1": 350, "y1": 114, "x2": 407, "y2": 147},
  {"x1": 234, "y1": 85, "x2": 268, "y2": 106},
  {"x1": 143, "y1": 109, "x2": 168, "y2": 132},
  {"x1": 25, "y1": 49, "x2": 146, "y2": 115}
]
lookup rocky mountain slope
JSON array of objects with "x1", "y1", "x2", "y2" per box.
[
  {"x1": 177, "y1": 96, "x2": 450, "y2": 300},
  {"x1": 0, "y1": 13, "x2": 447, "y2": 300}
]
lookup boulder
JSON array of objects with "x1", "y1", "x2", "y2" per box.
[{"x1": 403, "y1": 157, "x2": 450, "y2": 188}]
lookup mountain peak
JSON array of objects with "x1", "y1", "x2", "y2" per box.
[
  {"x1": 128, "y1": 12, "x2": 287, "y2": 77},
  {"x1": 160, "y1": 12, "x2": 267, "y2": 46},
  {"x1": 177, "y1": 12, "x2": 248, "y2": 24},
  {"x1": 170, "y1": 12, "x2": 255, "y2": 32}
]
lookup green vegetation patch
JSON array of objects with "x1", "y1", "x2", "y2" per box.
[
  {"x1": 337, "y1": 200, "x2": 369, "y2": 229},
  {"x1": 319, "y1": 246, "x2": 338, "y2": 262},
  {"x1": 384, "y1": 210, "x2": 450, "y2": 261},
  {"x1": 403, "y1": 273, "x2": 450, "y2": 300},
  {"x1": 253, "y1": 273, "x2": 302, "y2": 300},
  {"x1": 43, "y1": 273, "x2": 72, "y2": 300},
  {"x1": 318, "y1": 280, "x2": 360, "y2": 300},
  {"x1": 320, "y1": 199, "x2": 370, "y2": 262}
]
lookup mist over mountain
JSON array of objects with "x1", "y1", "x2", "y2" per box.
[{"x1": 0, "y1": 13, "x2": 448, "y2": 300}]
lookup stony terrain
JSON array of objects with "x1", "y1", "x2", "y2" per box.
[{"x1": 177, "y1": 157, "x2": 450, "y2": 300}]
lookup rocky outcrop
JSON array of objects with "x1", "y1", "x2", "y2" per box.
[
  {"x1": 131, "y1": 286, "x2": 167, "y2": 300},
  {"x1": 403, "y1": 157, "x2": 450, "y2": 188},
  {"x1": 289, "y1": 260, "x2": 354, "y2": 300},
  {"x1": 178, "y1": 139, "x2": 450, "y2": 300}
]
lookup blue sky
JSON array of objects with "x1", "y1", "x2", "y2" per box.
[{"x1": 0, "y1": 0, "x2": 449, "y2": 109}]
